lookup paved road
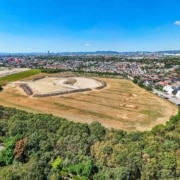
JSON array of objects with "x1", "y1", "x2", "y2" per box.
[
  {"x1": 153, "y1": 89, "x2": 180, "y2": 106},
  {"x1": 0, "y1": 68, "x2": 30, "y2": 77}
]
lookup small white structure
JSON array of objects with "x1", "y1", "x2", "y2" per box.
[
  {"x1": 163, "y1": 85, "x2": 174, "y2": 95},
  {"x1": 172, "y1": 88, "x2": 180, "y2": 99},
  {"x1": 175, "y1": 90, "x2": 180, "y2": 99}
]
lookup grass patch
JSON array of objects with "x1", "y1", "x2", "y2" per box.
[
  {"x1": 140, "y1": 109, "x2": 163, "y2": 119},
  {"x1": 0, "y1": 69, "x2": 41, "y2": 85},
  {"x1": 86, "y1": 93, "x2": 125, "y2": 101},
  {"x1": 60, "y1": 96, "x2": 137, "y2": 112}
]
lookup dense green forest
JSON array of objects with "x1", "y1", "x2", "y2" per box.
[{"x1": 0, "y1": 106, "x2": 179, "y2": 179}]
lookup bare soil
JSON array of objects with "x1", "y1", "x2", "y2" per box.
[{"x1": 17, "y1": 76, "x2": 102, "y2": 95}]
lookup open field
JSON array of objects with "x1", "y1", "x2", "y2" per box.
[{"x1": 0, "y1": 73, "x2": 178, "y2": 131}]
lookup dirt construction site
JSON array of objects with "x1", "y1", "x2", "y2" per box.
[{"x1": 0, "y1": 73, "x2": 178, "y2": 131}]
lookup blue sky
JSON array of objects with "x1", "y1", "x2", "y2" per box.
[{"x1": 0, "y1": 0, "x2": 180, "y2": 52}]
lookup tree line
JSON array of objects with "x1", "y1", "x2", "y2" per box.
[{"x1": 0, "y1": 106, "x2": 179, "y2": 179}]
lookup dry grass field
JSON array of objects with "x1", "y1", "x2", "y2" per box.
[{"x1": 0, "y1": 73, "x2": 178, "y2": 131}]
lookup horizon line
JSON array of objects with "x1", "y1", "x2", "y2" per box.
[{"x1": 1, "y1": 50, "x2": 180, "y2": 54}]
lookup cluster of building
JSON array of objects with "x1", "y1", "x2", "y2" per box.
[
  {"x1": 45, "y1": 60, "x2": 146, "y2": 75},
  {"x1": 0, "y1": 55, "x2": 180, "y2": 101},
  {"x1": 0, "y1": 56, "x2": 43, "y2": 68}
]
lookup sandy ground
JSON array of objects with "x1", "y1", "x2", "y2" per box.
[
  {"x1": 0, "y1": 68, "x2": 30, "y2": 77},
  {"x1": 17, "y1": 77, "x2": 102, "y2": 94},
  {"x1": 0, "y1": 76, "x2": 178, "y2": 131}
]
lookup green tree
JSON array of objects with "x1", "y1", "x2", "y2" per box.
[{"x1": 52, "y1": 157, "x2": 62, "y2": 170}]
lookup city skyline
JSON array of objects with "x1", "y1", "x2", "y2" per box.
[{"x1": 1, "y1": 0, "x2": 180, "y2": 53}]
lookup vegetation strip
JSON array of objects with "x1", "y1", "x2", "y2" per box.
[
  {"x1": 53, "y1": 102, "x2": 116, "y2": 119},
  {"x1": 60, "y1": 96, "x2": 138, "y2": 112}
]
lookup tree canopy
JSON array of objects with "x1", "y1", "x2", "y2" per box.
[{"x1": 0, "y1": 106, "x2": 179, "y2": 179}]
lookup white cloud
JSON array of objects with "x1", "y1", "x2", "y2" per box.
[
  {"x1": 174, "y1": 21, "x2": 180, "y2": 25},
  {"x1": 85, "y1": 43, "x2": 91, "y2": 47}
]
